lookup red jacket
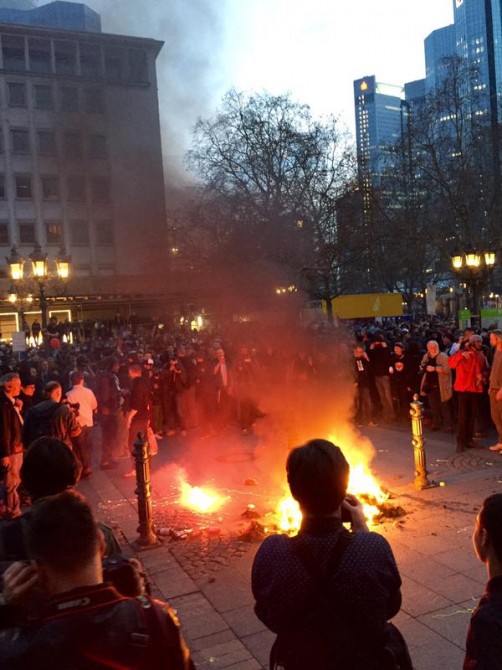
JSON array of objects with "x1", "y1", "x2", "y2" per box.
[{"x1": 448, "y1": 348, "x2": 488, "y2": 393}]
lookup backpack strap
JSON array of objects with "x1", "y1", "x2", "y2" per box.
[{"x1": 292, "y1": 528, "x2": 353, "y2": 586}]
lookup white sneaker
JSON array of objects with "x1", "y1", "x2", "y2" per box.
[{"x1": 489, "y1": 444, "x2": 502, "y2": 452}]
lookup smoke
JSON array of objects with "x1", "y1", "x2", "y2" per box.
[{"x1": 41, "y1": 0, "x2": 229, "y2": 186}]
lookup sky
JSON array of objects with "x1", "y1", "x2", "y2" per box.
[{"x1": 38, "y1": 0, "x2": 455, "y2": 184}]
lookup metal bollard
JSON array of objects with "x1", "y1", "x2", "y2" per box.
[
  {"x1": 410, "y1": 394, "x2": 437, "y2": 490},
  {"x1": 132, "y1": 431, "x2": 160, "y2": 548}
]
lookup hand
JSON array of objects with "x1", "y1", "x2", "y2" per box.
[
  {"x1": 14, "y1": 398, "x2": 23, "y2": 411},
  {"x1": 0, "y1": 457, "x2": 10, "y2": 470},
  {"x1": 342, "y1": 494, "x2": 369, "y2": 533},
  {"x1": 461, "y1": 351, "x2": 471, "y2": 360},
  {"x1": 2, "y1": 561, "x2": 39, "y2": 606},
  {"x1": 426, "y1": 365, "x2": 434, "y2": 372}
]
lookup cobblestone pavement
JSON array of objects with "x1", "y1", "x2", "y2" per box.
[{"x1": 79, "y1": 419, "x2": 502, "y2": 670}]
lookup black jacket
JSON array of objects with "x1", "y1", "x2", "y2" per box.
[
  {"x1": 0, "y1": 392, "x2": 23, "y2": 458},
  {"x1": 0, "y1": 584, "x2": 194, "y2": 670}
]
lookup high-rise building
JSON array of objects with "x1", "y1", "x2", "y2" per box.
[
  {"x1": 353, "y1": 75, "x2": 405, "y2": 188},
  {"x1": 424, "y1": 24, "x2": 456, "y2": 93},
  {"x1": 0, "y1": 1, "x2": 168, "y2": 333}
]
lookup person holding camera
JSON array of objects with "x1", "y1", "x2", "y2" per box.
[
  {"x1": 448, "y1": 334, "x2": 489, "y2": 453},
  {"x1": 22, "y1": 382, "x2": 82, "y2": 454},
  {"x1": 66, "y1": 370, "x2": 98, "y2": 478},
  {"x1": 0, "y1": 489, "x2": 194, "y2": 670},
  {"x1": 161, "y1": 354, "x2": 187, "y2": 438},
  {"x1": 252, "y1": 439, "x2": 410, "y2": 670}
]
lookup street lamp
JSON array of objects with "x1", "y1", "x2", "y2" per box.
[
  {"x1": 450, "y1": 245, "x2": 497, "y2": 325},
  {"x1": 6, "y1": 243, "x2": 71, "y2": 330}
]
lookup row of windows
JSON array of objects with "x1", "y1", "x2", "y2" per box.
[
  {"x1": 0, "y1": 219, "x2": 114, "y2": 246},
  {"x1": 4, "y1": 127, "x2": 107, "y2": 159},
  {"x1": 6, "y1": 81, "x2": 105, "y2": 113},
  {"x1": 0, "y1": 174, "x2": 111, "y2": 203},
  {"x1": 1, "y1": 34, "x2": 149, "y2": 85}
]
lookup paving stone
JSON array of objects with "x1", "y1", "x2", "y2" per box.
[
  {"x1": 241, "y1": 629, "x2": 275, "y2": 668},
  {"x1": 153, "y1": 567, "x2": 198, "y2": 599},
  {"x1": 424, "y1": 573, "x2": 483, "y2": 604},
  {"x1": 193, "y1": 639, "x2": 255, "y2": 669},
  {"x1": 171, "y1": 592, "x2": 229, "y2": 640},
  {"x1": 417, "y1": 600, "x2": 474, "y2": 648},
  {"x1": 401, "y1": 576, "x2": 455, "y2": 617},
  {"x1": 222, "y1": 604, "x2": 267, "y2": 637}
]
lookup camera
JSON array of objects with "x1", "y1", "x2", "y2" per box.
[{"x1": 102, "y1": 555, "x2": 150, "y2": 597}]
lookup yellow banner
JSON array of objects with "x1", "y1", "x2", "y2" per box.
[{"x1": 327, "y1": 293, "x2": 403, "y2": 319}]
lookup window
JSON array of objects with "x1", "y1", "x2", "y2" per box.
[
  {"x1": 60, "y1": 86, "x2": 79, "y2": 112},
  {"x1": 54, "y1": 40, "x2": 77, "y2": 75},
  {"x1": 128, "y1": 49, "x2": 148, "y2": 83},
  {"x1": 19, "y1": 222, "x2": 35, "y2": 245},
  {"x1": 91, "y1": 177, "x2": 110, "y2": 203},
  {"x1": 0, "y1": 222, "x2": 9, "y2": 245},
  {"x1": 11, "y1": 129, "x2": 30, "y2": 154},
  {"x1": 89, "y1": 134, "x2": 107, "y2": 158},
  {"x1": 80, "y1": 42, "x2": 101, "y2": 77},
  {"x1": 67, "y1": 176, "x2": 85, "y2": 202},
  {"x1": 28, "y1": 37, "x2": 52, "y2": 74},
  {"x1": 34, "y1": 84, "x2": 53, "y2": 110},
  {"x1": 8, "y1": 82, "x2": 26, "y2": 107},
  {"x1": 2, "y1": 35, "x2": 25, "y2": 71},
  {"x1": 70, "y1": 219, "x2": 89, "y2": 245},
  {"x1": 15, "y1": 176, "x2": 32, "y2": 199},
  {"x1": 63, "y1": 131, "x2": 83, "y2": 160},
  {"x1": 104, "y1": 46, "x2": 125, "y2": 80},
  {"x1": 41, "y1": 176, "x2": 59, "y2": 200},
  {"x1": 95, "y1": 219, "x2": 113, "y2": 245},
  {"x1": 45, "y1": 221, "x2": 63, "y2": 245},
  {"x1": 37, "y1": 130, "x2": 56, "y2": 156},
  {"x1": 84, "y1": 87, "x2": 104, "y2": 114},
  {"x1": 0, "y1": 175, "x2": 5, "y2": 199}
]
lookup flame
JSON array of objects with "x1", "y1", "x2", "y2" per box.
[
  {"x1": 179, "y1": 482, "x2": 224, "y2": 513},
  {"x1": 275, "y1": 435, "x2": 388, "y2": 534}
]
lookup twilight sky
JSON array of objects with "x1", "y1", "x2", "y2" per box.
[{"x1": 40, "y1": 0, "x2": 454, "y2": 183}]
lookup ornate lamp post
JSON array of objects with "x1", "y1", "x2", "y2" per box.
[
  {"x1": 450, "y1": 245, "x2": 497, "y2": 326},
  {"x1": 6, "y1": 244, "x2": 71, "y2": 330}
]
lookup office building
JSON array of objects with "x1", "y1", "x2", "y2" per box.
[{"x1": 0, "y1": 1, "x2": 168, "y2": 333}]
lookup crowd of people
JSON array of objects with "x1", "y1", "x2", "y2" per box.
[
  {"x1": 354, "y1": 323, "x2": 502, "y2": 455},
  {"x1": 0, "y1": 314, "x2": 500, "y2": 667}
]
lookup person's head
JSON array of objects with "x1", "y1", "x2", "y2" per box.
[
  {"x1": 26, "y1": 490, "x2": 103, "y2": 590},
  {"x1": 128, "y1": 363, "x2": 142, "y2": 379},
  {"x1": 0, "y1": 372, "x2": 21, "y2": 398},
  {"x1": 473, "y1": 494, "x2": 502, "y2": 568},
  {"x1": 286, "y1": 439, "x2": 349, "y2": 516},
  {"x1": 354, "y1": 345, "x2": 365, "y2": 358},
  {"x1": 70, "y1": 370, "x2": 84, "y2": 386},
  {"x1": 21, "y1": 374, "x2": 36, "y2": 397},
  {"x1": 426, "y1": 340, "x2": 439, "y2": 357},
  {"x1": 394, "y1": 343, "x2": 404, "y2": 356},
  {"x1": 44, "y1": 380, "x2": 62, "y2": 402},
  {"x1": 489, "y1": 329, "x2": 502, "y2": 349},
  {"x1": 105, "y1": 357, "x2": 119, "y2": 373},
  {"x1": 21, "y1": 437, "x2": 81, "y2": 500},
  {"x1": 39, "y1": 359, "x2": 49, "y2": 374},
  {"x1": 469, "y1": 334, "x2": 483, "y2": 351}
]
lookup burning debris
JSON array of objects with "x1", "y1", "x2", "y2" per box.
[{"x1": 241, "y1": 504, "x2": 261, "y2": 519}]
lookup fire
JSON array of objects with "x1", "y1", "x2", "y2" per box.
[
  {"x1": 274, "y1": 437, "x2": 388, "y2": 534},
  {"x1": 179, "y1": 482, "x2": 225, "y2": 513}
]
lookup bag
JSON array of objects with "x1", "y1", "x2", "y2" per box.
[
  {"x1": 147, "y1": 426, "x2": 158, "y2": 456},
  {"x1": 271, "y1": 533, "x2": 413, "y2": 670}
]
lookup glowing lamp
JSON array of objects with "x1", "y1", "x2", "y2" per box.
[
  {"x1": 6, "y1": 246, "x2": 24, "y2": 280},
  {"x1": 484, "y1": 251, "x2": 496, "y2": 266},
  {"x1": 451, "y1": 250, "x2": 463, "y2": 269},
  {"x1": 55, "y1": 248, "x2": 71, "y2": 280},
  {"x1": 29, "y1": 243, "x2": 48, "y2": 279},
  {"x1": 465, "y1": 246, "x2": 480, "y2": 268},
  {"x1": 7, "y1": 285, "x2": 17, "y2": 303}
]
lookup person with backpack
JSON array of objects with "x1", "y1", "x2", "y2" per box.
[
  {"x1": 22, "y1": 382, "x2": 81, "y2": 453},
  {"x1": 252, "y1": 439, "x2": 411, "y2": 670},
  {"x1": 0, "y1": 489, "x2": 194, "y2": 669}
]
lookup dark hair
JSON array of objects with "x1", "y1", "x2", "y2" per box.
[
  {"x1": 26, "y1": 490, "x2": 99, "y2": 573},
  {"x1": 286, "y1": 439, "x2": 349, "y2": 515},
  {"x1": 479, "y1": 494, "x2": 502, "y2": 560},
  {"x1": 71, "y1": 370, "x2": 84, "y2": 385},
  {"x1": 43, "y1": 380, "x2": 61, "y2": 398},
  {"x1": 21, "y1": 437, "x2": 81, "y2": 501}
]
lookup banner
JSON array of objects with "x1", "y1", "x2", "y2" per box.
[{"x1": 425, "y1": 285, "x2": 437, "y2": 316}]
